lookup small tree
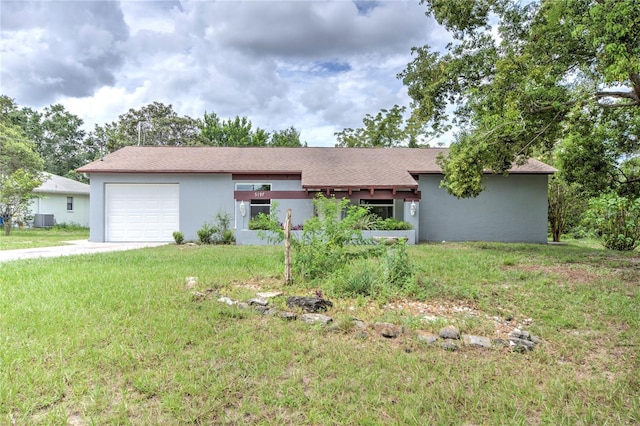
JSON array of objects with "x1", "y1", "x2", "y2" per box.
[
  {"x1": 0, "y1": 120, "x2": 44, "y2": 235},
  {"x1": 548, "y1": 176, "x2": 586, "y2": 242},
  {"x1": 293, "y1": 194, "x2": 372, "y2": 280},
  {"x1": 583, "y1": 194, "x2": 640, "y2": 251},
  {"x1": 0, "y1": 169, "x2": 43, "y2": 235}
]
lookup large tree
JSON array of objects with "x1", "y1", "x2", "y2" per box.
[
  {"x1": 201, "y1": 112, "x2": 305, "y2": 147},
  {"x1": 400, "y1": 0, "x2": 640, "y2": 197},
  {"x1": 335, "y1": 105, "x2": 428, "y2": 148},
  {"x1": 0, "y1": 120, "x2": 44, "y2": 235},
  {"x1": 96, "y1": 102, "x2": 203, "y2": 152},
  {"x1": 1, "y1": 96, "x2": 93, "y2": 179}
]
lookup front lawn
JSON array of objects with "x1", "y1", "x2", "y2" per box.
[
  {"x1": 0, "y1": 242, "x2": 638, "y2": 424},
  {"x1": 0, "y1": 227, "x2": 89, "y2": 250}
]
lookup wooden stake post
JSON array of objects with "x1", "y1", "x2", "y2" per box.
[{"x1": 284, "y1": 208, "x2": 293, "y2": 285}]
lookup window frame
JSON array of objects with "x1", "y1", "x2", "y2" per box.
[
  {"x1": 66, "y1": 196, "x2": 74, "y2": 212},
  {"x1": 360, "y1": 199, "x2": 394, "y2": 220}
]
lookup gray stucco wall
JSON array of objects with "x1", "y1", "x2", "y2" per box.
[
  {"x1": 87, "y1": 173, "x2": 233, "y2": 242},
  {"x1": 418, "y1": 174, "x2": 549, "y2": 243}
]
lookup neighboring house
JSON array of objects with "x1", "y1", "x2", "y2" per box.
[
  {"x1": 30, "y1": 173, "x2": 90, "y2": 228},
  {"x1": 77, "y1": 146, "x2": 556, "y2": 244}
]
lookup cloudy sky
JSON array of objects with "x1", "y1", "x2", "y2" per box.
[{"x1": 1, "y1": 0, "x2": 451, "y2": 146}]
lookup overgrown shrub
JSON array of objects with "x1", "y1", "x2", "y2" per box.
[
  {"x1": 583, "y1": 194, "x2": 640, "y2": 251},
  {"x1": 172, "y1": 231, "x2": 184, "y2": 244},
  {"x1": 293, "y1": 195, "x2": 372, "y2": 280},
  {"x1": 324, "y1": 241, "x2": 414, "y2": 298},
  {"x1": 197, "y1": 213, "x2": 235, "y2": 245}
]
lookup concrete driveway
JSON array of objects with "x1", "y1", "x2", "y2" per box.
[{"x1": 0, "y1": 240, "x2": 167, "y2": 262}]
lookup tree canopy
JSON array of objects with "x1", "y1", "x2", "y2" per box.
[
  {"x1": 335, "y1": 105, "x2": 429, "y2": 148},
  {"x1": 0, "y1": 119, "x2": 44, "y2": 235},
  {"x1": 401, "y1": 0, "x2": 640, "y2": 197}
]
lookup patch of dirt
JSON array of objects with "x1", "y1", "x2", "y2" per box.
[{"x1": 509, "y1": 264, "x2": 607, "y2": 284}]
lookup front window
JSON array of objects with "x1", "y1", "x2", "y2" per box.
[
  {"x1": 360, "y1": 199, "x2": 393, "y2": 219},
  {"x1": 236, "y1": 183, "x2": 272, "y2": 218},
  {"x1": 66, "y1": 197, "x2": 74, "y2": 211}
]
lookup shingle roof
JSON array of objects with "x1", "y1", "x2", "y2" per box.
[
  {"x1": 77, "y1": 146, "x2": 556, "y2": 189},
  {"x1": 33, "y1": 172, "x2": 90, "y2": 195}
]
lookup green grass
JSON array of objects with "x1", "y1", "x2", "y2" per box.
[
  {"x1": 0, "y1": 227, "x2": 89, "y2": 250},
  {"x1": 1, "y1": 242, "x2": 638, "y2": 424}
]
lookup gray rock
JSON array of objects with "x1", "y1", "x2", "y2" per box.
[
  {"x1": 236, "y1": 302, "x2": 250, "y2": 310},
  {"x1": 442, "y1": 341, "x2": 459, "y2": 351},
  {"x1": 217, "y1": 296, "x2": 236, "y2": 305},
  {"x1": 530, "y1": 335, "x2": 543, "y2": 345},
  {"x1": 462, "y1": 334, "x2": 492, "y2": 349},
  {"x1": 416, "y1": 331, "x2": 439, "y2": 344},
  {"x1": 300, "y1": 313, "x2": 333, "y2": 325},
  {"x1": 492, "y1": 338, "x2": 510, "y2": 347},
  {"x1": 509, "y1": 337, "x2": 536, "y2": 352},
  {"x1": 192, "y1": 291, "x2": 207, "y2": 301},
  {"x1": 353, "y1": 319, "x2": 367, "y2": 329},
  {"x1": 439, "y1": 325, "x2": 461, "y2": 340},
  {"x1": 248, "y1": 297, "x2": 269, "y2": 306},
  {"x1": 374, "y1": 322, "x2": 403, "y2": 338},
  {"x1": 287, "y1": 296, "x2": 333, "y2": 313},
  {"x1": 509, "y1": 328, "x2": 531, "y2": 340},
  {"x1": 279, "y1": 311, "x2": 297, "y2": 321},
  {"x1": 253, "y1": 305, "x2": 268, "y2": 314}
]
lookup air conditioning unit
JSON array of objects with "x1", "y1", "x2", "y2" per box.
[{"x1": 34, "y1": 214, "x2": 55, "y2": 228}]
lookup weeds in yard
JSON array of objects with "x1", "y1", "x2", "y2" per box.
[{"x1": 0, "y1": 242, "x2": 638, "y2": 424}]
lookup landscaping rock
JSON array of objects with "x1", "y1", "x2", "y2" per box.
[
  {"x1": 353, "y1": 319, "x2": 367, "y2": 329},
  {"x1": 217, "y1": 296, "x2": 236, "y2": 305},
  {"x1": 300, "y1": 313, "x2": 333, "y2": 325},
  {"x1": 442, "y1": 341, "x2": 459, "y2": 352},
  {"x1": 416, "y1": 331, "x2": 439, "y2": 344},
  {"x1": 374, "y1": 322, "x2": 403, "y2": 338},
  {"x1": 186, "y1": 277, "x2": 198, "y2": 289},
  {"x1": 248, "y1": 297, "x2": 269, "y2": 306},
  {"x1": 509, "y1": 329, "x2": 531, "y2": 340},
  {"x1": 256, "y1": 291, "x2": 283, "y2": 299},
  {"x1": 509, "y1": 337, "x2": 536, "y2": 352},
  {"x1": 253, "y1": 305, "x2": 269, "y2": 314},
  {"x1": 462, "y1": 334, "x2": 492, "y2": 349},
  {"x1": 287, "y1": 296, "x2": 333, "y2": 313},
  {"x1": 237, "y1": 302, "x2": 250, "y2": 310},
  {"x1": 279, "y1": 311, "x2": 297, "y2": 321},
  {"x1": 192, "y1": 291, "x2": 207, "y2": 301},
  {"x1": 439, "y1": 325, "x2": 461, "y2": 340}
]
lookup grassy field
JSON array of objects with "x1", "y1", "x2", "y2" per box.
[
  {"x1": 0, "y1": 227, "x2": 89, "y2": 250},
  {"x1": 0, "y1": 242, "x2": 638, "y2": 424}
]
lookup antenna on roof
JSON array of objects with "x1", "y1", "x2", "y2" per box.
[{"x1": 138, "y1": 121, "x2": 151, "y2": 146}]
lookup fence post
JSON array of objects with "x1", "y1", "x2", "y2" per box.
[{"x1": 284, "y1": 208, "x2": 293, "y2": 285}]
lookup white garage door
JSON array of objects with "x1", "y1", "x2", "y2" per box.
[{"x1": 105, "y1": 184, "x2": 179, "y2": 242}]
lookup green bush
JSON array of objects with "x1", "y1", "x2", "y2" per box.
[
  {"x1": 172, "y1": 231, "x2": 185, "y2": 244},
  {"x1": 583, "y1": 194, "x2": 640, "y2": 251},
  {"x1": 324, "y1": 242, "x2": 414, "y2": 299},
  {"x1": 197, "y1": 213, "x2": 235, "y2": 245},
  {"x1": 197, "y1": 223, "x2": 216, "y2": 244},
  {"x1": 293, "y1": 195, "x2": 372, "y2": 280},
  {"x1": 375, "y1": 218, "x2": 413, "y2": 230}
]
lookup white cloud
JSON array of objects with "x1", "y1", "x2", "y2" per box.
[{"x1": 1, "y1": 0, "x2": 447, "y2": 147}]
